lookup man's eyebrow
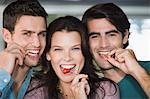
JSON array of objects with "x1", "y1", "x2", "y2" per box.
[
  {"x1": 22, "y1": 30, "x2": 33, "y2": 33},
  {"x1": 89, "y1": 32, "x2": 100, "y2": 37},
  {"x1": 88, "y1": 30, "x2": 119, "y2": 37},
  {"x1": 105, "y1": 30, "x2": 120, "y2": 34},
  {"x1": 21, "y1": 30, "x2": 47, "y2": 33},
  {"x1": 39, "y1": 30, "x2": 47, "y2": 34}
]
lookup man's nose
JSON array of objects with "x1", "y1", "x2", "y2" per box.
[
  {"x1": 32, "y1": 36, "x2": 40, "y2": 47},
  {"x1": 100, "y1": 37, "x2": 109, "y2": 48}
]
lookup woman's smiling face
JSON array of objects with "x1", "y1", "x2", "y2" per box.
[{"x1": 46, "y1": 30, "x2": 85, "y2": 82}]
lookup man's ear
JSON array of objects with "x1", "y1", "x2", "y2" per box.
[
  {"x1": 2, "y1": 28, "x2": 12, "y2": 43},
  {"x1": 123, "y1": 30, "x2": 129, "y2": 44},
  {"x1": 46, "y1": 53, "x2": 51, "y2": 61}
]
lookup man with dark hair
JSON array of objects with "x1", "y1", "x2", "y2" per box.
[
  {"x1": 0, "y1": 0, "x2": 48, "y2": 98},
  {"x1": 82, "y1": 3, "x2": 150, "y2": 99}
]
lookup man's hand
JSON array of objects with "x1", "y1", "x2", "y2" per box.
[
  {"x1": 107, "y1": 48, "x2": 150, "y2": 97},
  {"x1": 0, "y1": 42, "x2": 25, "y2": 74},
  {"x1": 107, "y1": 48, "x2": 141, "y2": 75}
]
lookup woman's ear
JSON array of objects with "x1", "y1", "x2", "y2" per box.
[
  {"x1": 46, "y1": 53, "x2": 51, "y2": 61},
  {"x1": 123, "y1": 30, "x2": 129, "y2": 44},
  {"x1": 2, "y1": 28, "x2": 12, "y2": 43}
]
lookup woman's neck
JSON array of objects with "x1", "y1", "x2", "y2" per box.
[{"x1": 59, "y1": 81, "x2": 74, "y2": 99}]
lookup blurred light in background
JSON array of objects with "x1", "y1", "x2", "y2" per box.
[
  {"x1": 128, "y1": 18, "x2": 150, "y2": 61},
  {"x1": 0, "y1": 0, "x2": 150, "y2": 60}
]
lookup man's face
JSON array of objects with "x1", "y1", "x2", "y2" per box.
[
  {"x1": 9, "y1": 15, "x2": 46, "y2": 67},
  {"x1": 87, "y1": 18, "x2": 128, "y2": 69}
]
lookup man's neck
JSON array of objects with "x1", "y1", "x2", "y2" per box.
[
  {"x1": 102, "y1": 68, "x2": 126, "y2": 83},
  {"x1": 12, "y1": 65, "x2": 29, "y2": 97}
]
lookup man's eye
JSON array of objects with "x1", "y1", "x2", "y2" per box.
[
  {"x1": 23, "y1": 33, "x2": 31, "y2": 36},
  {"x1": 109, "y1": 33, "x2": 117, "y2": 36},
  {"x1": 90, "y1": 35, "x2": 99, "y2": 38},
  {"x1": 39, "y1": 32, "x2": 46, "y2": 37}
]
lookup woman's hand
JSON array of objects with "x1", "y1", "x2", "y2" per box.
[{"x1": 70, "y1": 74, "x2": 90, "y2": 99}]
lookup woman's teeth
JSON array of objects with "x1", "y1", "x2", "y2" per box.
[
  {"x1": 61, "y1": 65, "x2": 75, "y2": 69},
  {"x1": 60, "y1": 64, "x2": 76, "y2": 74}
]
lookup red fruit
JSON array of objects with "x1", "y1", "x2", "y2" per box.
[{"x1": 63, "y1": 68, "x2": 71, "y2": 74}]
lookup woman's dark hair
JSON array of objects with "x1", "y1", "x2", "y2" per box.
[
  {"x1": 82, "y1": 3, "x2": 130, "y2": 48},
  {"x1": 42, "y1": 16, "x2": 117, "y2": 99}
]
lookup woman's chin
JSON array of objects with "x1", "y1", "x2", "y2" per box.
[{"x1": 59, "y1": 74, "x2": 75, "y2": 83}]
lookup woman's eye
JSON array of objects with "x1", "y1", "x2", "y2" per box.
[
  {"x1": 54, "y1": 48, "x2": 62, "y2": 51},
  {"x1": 72, "y1": 47, "x2": 80, "y2": 50}
]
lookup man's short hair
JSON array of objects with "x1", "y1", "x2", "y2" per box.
[
  {"x1": 82, "y1": 3, "x2": 130, "y2": 48},
  {"x1": 3, "y1": 0, "x2": 48, "y2": 32}
]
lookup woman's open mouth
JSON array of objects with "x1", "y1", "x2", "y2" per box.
[{"x1": 60, "y1": 64, "x2": 76, "y2": 74}]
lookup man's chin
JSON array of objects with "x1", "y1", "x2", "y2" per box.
[
  {"x1": 95, "y1": 55, "x2": 108, "y2": 62},
  {"x1": 96, "y1": 60, "x2": 112, "y2": 68},
  {"x1": 96, "y1": 59, "x2": 108, "y2": 64},
  {"x1": 29, "y1": 62, "x2": 39, "y2": 67},
  {"x1": 23, "y1": 60, "x2": 39, "y2": 67}
]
